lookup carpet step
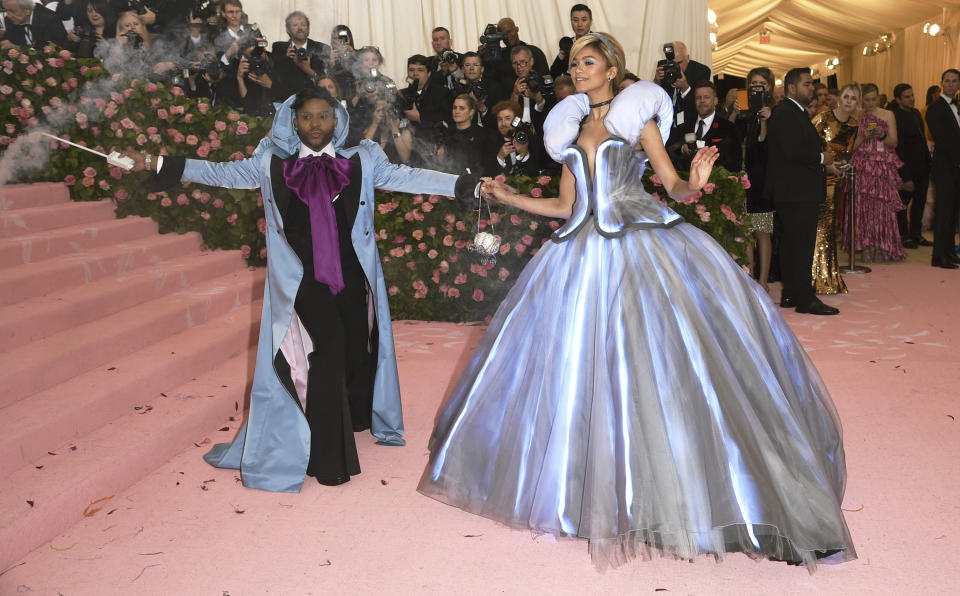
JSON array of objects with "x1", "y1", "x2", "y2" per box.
[
  {"x1": 0, "y1": 215, "x2": 159, "y2": 269},
  {"x1": 0, "y1": 200, "x2": 115, "y2": 238},
  {"x1": 0, "y1": 182, "x2": 71, "y2": 210},
  {"x1": 0, "y1": 294, "x2": 263, "y2": 482},
  {"x1": 0, "y1": 250, "x2": 251, "y2": 351},
  {"x1": 0, "y1": 267, "x2": 264, "y2": 409},
  {"x1": 0, "y1": 349, "x2": 256, "y2": 571},
  {"x1": 0, "y1": 231, "x2": 203, "y2": 307}
]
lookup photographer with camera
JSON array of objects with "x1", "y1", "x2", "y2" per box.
[
  {"x1": 213, "y1": 0, "x2": 249, "y2": 66},
  {"x1": 95, "y1": 10, "x2": 180, "y2": 80},
  {"x1": 228, "y1": 28, "x2": 275, "y2": 116},
  {"x1": 401, "y1": 54, "x2": 453, "y2": 148},
  {"x1": 483, "y1": 100, "x2": 542, "y2": 177},
  {"x1": 60, "y1": 1, "x2": 116, "y2": 58},
  {"x1": 653, "y1": 40, "x2": 711, "y2": 131},
  {"x1": 427, "y1": 27, "x2": 465, "y2": 90},
  {"x1": 481, "y1": 18, "x2": 548, "y2": 92},
  {"x1": 271, "y1": 11, "x2": 331, "y2": 102},
  {"x1": 165, "y1": 8, "x2": 222, "y2": 99},
  {"x1": 507, "y1": 46, "x2": 555, "y2": 136},
  {"x1": 549, "y1": 4, "x2": 592, "y2": 78},
  {"x1": 0, "y1": 0, "x2": 67, "y2": 50},
  {"x1": 450, "y1": 51, "x2": 504, "y2": 128},
  {"x1": 329, "y1": 24, "x2": 358, "y2": 103},
  {"x1": 666, "y1": 81, "x2": 741, "y2": 173}
]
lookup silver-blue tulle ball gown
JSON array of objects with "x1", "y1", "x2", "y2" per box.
[{"x1": 417, "y1": 82, "x2": 856, "y2": 570}]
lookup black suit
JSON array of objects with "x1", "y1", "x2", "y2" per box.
[
  {"x1": 666, "y1": 112, "x2": 742, "y2": 172},
  {"x1": 892, "y1": 105, "x2": 931, "y2": 241},
  {"x1": 659, "y1": 59, "x2": 711, "y2": 131},
  {"x1": 766, "y1": 98, "x2": 827, "y2": 306},
  {"x1": 270, "y1": 153, "x2": 375, "y2": 482},
  {"x1": 271, "y1": 39, "x2": 331, "y2": 102},
  {"x1": 925, "y1": 96, "x2": 960, "y2": 261},
  {"x1": 3, "y1": 3, "x2": 67, "y2": 49},
  {"x1": 487, "y1": 41, "x2": 549, "y2": 91}
]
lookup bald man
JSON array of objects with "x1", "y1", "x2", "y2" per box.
[
  {"x1": 653, "y1": 40, "x2": 711, "y2": 132},
  {"x1": 483, "y1": 17, "x2": 549, "y2": 91}
]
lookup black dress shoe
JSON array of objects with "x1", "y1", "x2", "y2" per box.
[
  {"x1": 932, "y1": 257, "x2": 960, "y2": 269},
  {"x1": 902, "y1": 238, "x2": 918, "y2": 249},
  {"x1": 795, "y1": 299, "x2": 839, "y2": 315},
  {"x1": 779, "y1": 297, "x2": 796, "y2": 308},
  {"x1": 916, "y1": 237, "x2": 933, "y2": 247},
  {"x1": 950, "y1": 253, "x2": 960, "y2": 264},
  {"x1": 315, "y1": 474, "x2": 351, "y2": 486}
]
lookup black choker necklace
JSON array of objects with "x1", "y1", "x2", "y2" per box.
[{"x1": 590, "y1": 98, "x2": 613, "y2": 108}]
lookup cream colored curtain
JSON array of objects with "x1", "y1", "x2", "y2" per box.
[{"x1": 245, "y1": 0, "x2": 710, "y2": 87}]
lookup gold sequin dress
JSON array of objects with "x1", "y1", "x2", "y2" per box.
[{"x1": 811, "y1": 110, "x2": 857, "y2": 295}]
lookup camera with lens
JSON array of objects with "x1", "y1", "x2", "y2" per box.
[
  {"x1": 523, "y1": 71, "x2": 555, "y2": 101},
  {"x1": 509, "y1": 117, "x2": 533, "y2": 145},
  {"x1": 119, "y1": 0, "x2": 148, "y2": 15},
  {"x1": 558, "y1": 36, "x2": 573, "y2": 55},
  {"x1": 72, "y1": 24, "x2": 98, "y2": 59},
  {"x1": 396, "y1": 86, "x2": 417, "y2": 112},
  {"x1": 332, "y1": 25, "x2": 352, "y2": 50},
  {"x1": 439, "y1": 48, "x2": 461, "y2": 65},
  {"x1": 479, "y1": 23, "x2": 507, "y2": 62},
  {"x1": 453, "y1": 78, "x2": 488, "y2": 103},
  {"x1": 657, "y1": 42, "x2": 683, "y2": 87},
  {"x1": 748, "y1": 88, "x2": 768, "y2": 113},
  {"x1": 122, "y1": 29, "x2": 144, "y2": 50},
  {"x1": 248, "y1": 54, "x2": 270, "y2": 76},
  {"x1": 293, "y1": 45, "x2": 309, "y2": 61},
  {"x1": 195, "y1": 54, "x2": 221, "y2": 78}
]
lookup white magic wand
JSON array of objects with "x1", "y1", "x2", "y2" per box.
[{"x1": 40, "y1": 132, "x2": 136, "y2": 171}]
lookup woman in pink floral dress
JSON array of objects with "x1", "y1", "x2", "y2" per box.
[{"x1": 846, "y1": 83, "x2": 905, "y2": 262}]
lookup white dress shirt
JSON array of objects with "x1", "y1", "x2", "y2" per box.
[{"x1": 299, "y1": 141, "x2": 341, "y2": 202}]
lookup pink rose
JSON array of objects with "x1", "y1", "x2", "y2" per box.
[
  {"x1": 417, "y1": 242, "x2": 427, "y2": 252},
  {"x1": 447, "y1": 288, "x2": 460, "y2": 298},
  {"x1": 186, "y1": 135, "x2": 198, "y2": 145},
  {"x1": 45, "y1": 77, "x2": 56, "y2": 87},
  {"x1": 213, "y1": 199, "x2": 224, "y2": 208},
  {"x1": 236, "y1": 122, "x2": 249, "y2": 134},
  {"x1": 198, "y1": 102, "x2": 209, "y2": 114},
  {"x1": 442, "y1": 235, "x2": 454, "y2": 247},
  {"x1": 421, "y1": 202, "x2": 433, "y2": 212},
  {"x1": 214, "y1": 120, "x2": 226, "y2": 132},
  {"x1": 121, "y1": 118, "x2": 136, "y2": 129},
  {"x1": 227, "y1": 213, "x2": 238, "y2": 225},
  {"x1": 428, "y1": 226, "x2": 436, "y2": 236},
  {"x1": 740, "y1": 176, "x2": 751, "y2": 189},
  {"x1": 98, "y1": 179, "x2": 110, "y2": 191},
  {"x1": 510, "y1": 214, "x2": 521, "y2": 226},
  {"x1": 455, "y1": 220, "x2": 466, "y2": 231},
  {"x1": 537, "y1": 175, "x2": 551, "y2": 185},
  {"x1": 427, "y1": 249, "x2": 438, "y2": 259},
  {"x1": 157, "y1": 108, "x2": 169, "y2": 119},
  {"x1": 82, "y1": 177, "x2": 95, "y2": 187},
  {"x1": 530, "y1": 187, "x2": 543, "y2": 197},
  {"x1": 515, "y1": 244, "x2": 527, "y2": 255},
  {"x1": 521, "y1": 234, "x2": 533, "y2": 246},
  {"x1": 83, "y1": 166, "x2": 97, "y2": 178},
  {"x1": 650, "y1": 174, "x2": 663, "y2": 187},
  {"x1": 160, "y1": 197, "x2": 172, "y2": 207},
  {"x1": 412, "y1": 230, "x2": 423, "y2": 240},
  {"x1": 721, "y1": 204, "x2": 738, "y2": 223},
  {"x1": 228, "y1": 112, "x2": 240, "y2": 121},
  {"x1": 454, "y1": 273, "x2": 467, "y2": 285},
  {"x1": 494, "y1": 175, "x2": 505, "y2": 183},
  {"x1": 388, "y1": 286, "x2": 399, "y2": 296},
  {"x1": 703, "y1": 182, "x2": 716, "y2": 194},
  {"x1": 680, "y1": 191, "x2": 701, "y2": 205},
  {"x1": 177, "y1": 194, "x2": 189, "y2": 206},
  {"x1": 26, "y1": 65, "x2": 37, "y2": 75},
  {"x1": 200, "y1": 211, "x2": 211, "y2": 220},
  {"x1": 240, "y1": 245, "x2": 251, "y2": 259},
  {"x1": 114, "y1": 189, "x2": 128, "y2": 201},
  {"x1": 472, "y1": 289, "x2": 484, "y2": 302},
  {"x1": 439, "y1": 260, "x2": 449, "y2": 273},
  {"x1": 63, "y1": 174, "x2": 76, "y2": 186},
  {"x1": 259, "y1": 247, "x2": 267, "y2": 259},
  {"x1": 136, "y1": 134, "x2": 147, "y2": 145},
  {"x1": 171, "y1": 86, "x2": 184, "y2": 96},
  {"x1": 499, "y1": 242, "x2": 511, "y2": 255},
  {"x1": 184, "y1": 113, "x2": 193, "y2": 123},
  {"x1": 406, "y1": 261, "x2": 417, "y2": 270},
  {"x1": 498, "y1": 268, "x2": 510, "y2": 280},
  {"x1": 210, "y1": 139, "x2": 221, "y2": 149},
  {"x1": 389, "y1": 247, "x2": 404, "y2": 258},
  {"x1": 257, "y1": 218, "x2": 267, "y2": 234},
  {"x1": 197, "y1": 145, "x2": 210, "y2": 158}
]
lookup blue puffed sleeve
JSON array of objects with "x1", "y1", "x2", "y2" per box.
[
  {"x1": 605, "y1": 81, "x2": 674, "y2": 146},
  {"x1": 543, "y1": 93, "x2": 590, "y2": 163}
]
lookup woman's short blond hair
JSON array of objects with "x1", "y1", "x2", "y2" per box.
[{"x1": 567, "y1": 32, "x2": 626, "y2": 90}]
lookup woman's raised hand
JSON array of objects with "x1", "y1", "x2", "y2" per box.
[{"x1": 687, "y1": 146, "x2": 719, "y2": 190}]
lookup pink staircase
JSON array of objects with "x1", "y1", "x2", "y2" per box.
[{"x1": 0, "y1": 183, "x2": 264, "y2": 570}]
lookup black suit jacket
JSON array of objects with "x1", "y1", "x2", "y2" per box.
[
  {"x1": 270, "y1": 153, "x2": 364, "y2": 271},
  {"x1": 926, "y1": 96, "x2": 960, "y2": 169},
  {"x1": 892, "y1": 105, "x2": 931, "y2": 181},
  {"x1": 271, "y1": 39, "x2": 331, "y2": 102},
  {"x1": 4, "y1": 3, "x2": 67, "y2": 49},
  {"x1": 765, "y1": 99, "x2": 826, "y2": 205},
  {"x1": 666, "y1": 113, "x2": 742, "y2": 172}
]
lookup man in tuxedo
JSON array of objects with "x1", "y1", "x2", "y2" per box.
[
  {"x1": 0, "y1": 0, "x2": 67, "y2": 49},
  {"x1": 765, "y1": 67, "x2": 839, "y2": 315},
  {"x1": 925, "y1": 68, "x2": 960, "y2": 269},
  {"x1": 456, "y1": 51, "x2": 505, "y2": 128},
  {"x1": 890, "y1": 83, "x2": 932, "y2": 249},
  {"x1": 653, "y1": 40, "x2": 710, "y2": 132},
  {"x1": 505, "y1": 44, "x2": 555, "y2": 162},
  {"x1": 667, "y1": 81, "x2": 742, "y2": 172},
  {"x1": 129, "y1": 86, "x2": 479, "y2": 491},
  {"x1": 401, "y1": 54, "x2": 453, "y2": 148},
  {"x1": 483, "y1": 100, "x2": 542, "y2": 176},
  {"x1": 271, "y1": 11, "x2": 331, "y2": 102}
]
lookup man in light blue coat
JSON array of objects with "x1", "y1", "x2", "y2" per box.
[{"x1": 133, "y1": 87, "x2": 479, "y2": 492}]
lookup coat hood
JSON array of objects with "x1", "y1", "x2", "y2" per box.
[{"x1": 268, "y1": 94, "x2": 351, "y2": 157}]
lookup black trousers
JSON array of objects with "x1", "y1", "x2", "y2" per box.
[
  {"x1": 776, "y1": 202, "x2": 820, "y2": 305},
  {"x1": 897, "y1": 172, "x2": 929, "y2": 240},
  {"x1": 931, "y1": 163, "x2": 960, "y2": 260},
  {"x1": 288, "y1": 198, "x2": 376, "y2": 481}
]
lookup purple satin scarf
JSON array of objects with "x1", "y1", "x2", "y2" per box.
[{"x1": 281, "y1": 154, "x2": 354, "y2": 294}]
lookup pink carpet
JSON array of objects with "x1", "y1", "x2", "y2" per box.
[{"x1": 2, "y1": 262, "x2": 959, "y2": 595}]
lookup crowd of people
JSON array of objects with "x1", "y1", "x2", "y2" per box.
[{"x1": 2, "y1": 0, "x2": 958, "y2": 287}]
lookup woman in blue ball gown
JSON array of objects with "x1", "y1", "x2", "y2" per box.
[{"x1": 418, "y1": 33, "x2": 856, "y2": 570}]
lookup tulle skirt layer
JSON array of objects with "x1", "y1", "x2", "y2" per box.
[{"x1": 418, "y1": 221, "x2": 856, "y2": 570}]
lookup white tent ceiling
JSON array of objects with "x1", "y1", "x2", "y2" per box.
[{"x1": 711, "y1": 0, "x2": 960, "y2": 78}]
